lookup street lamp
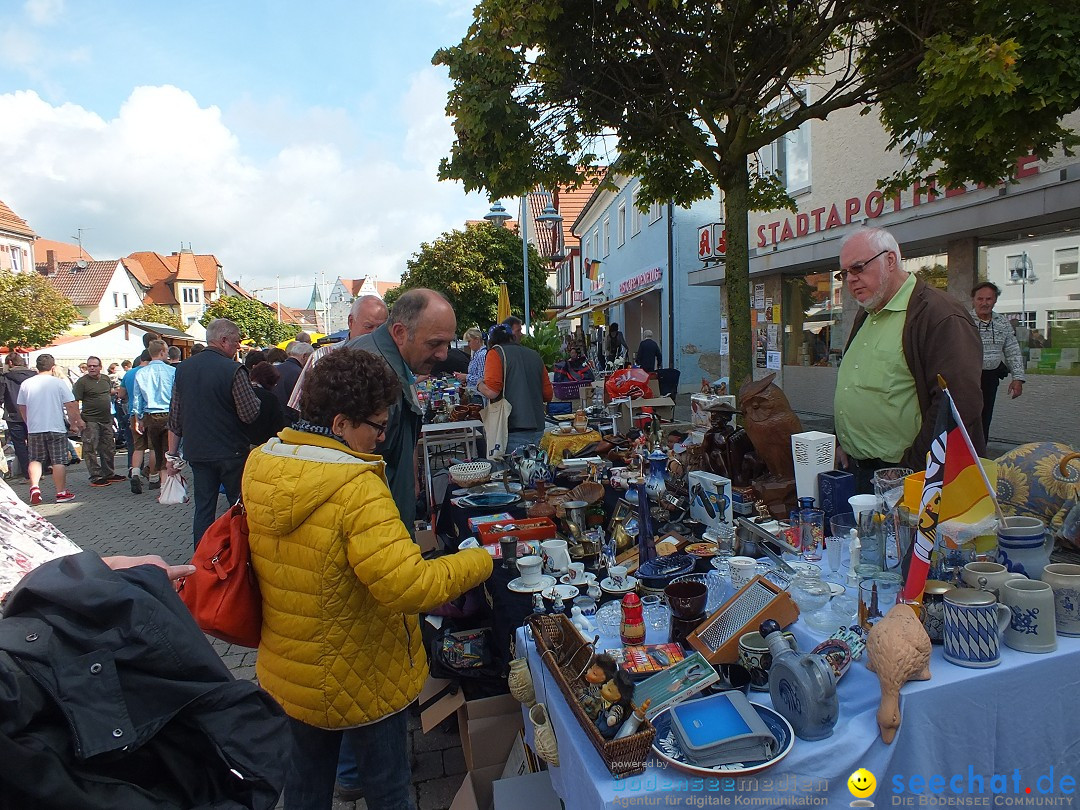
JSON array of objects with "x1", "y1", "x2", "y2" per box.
[
  {"x1": 1008, "y1": 251, "x2": 1038, "y2": 326},
  {"x1": 485, "y1": 196, "x2": 563, "y2": 332}
]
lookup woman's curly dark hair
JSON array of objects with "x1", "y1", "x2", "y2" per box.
[
  {"x1": 300, "y1": 347, "x2": 401, "y2": 427},
  {"x1": 248, "y1": 361, "x2": 280, "y2": 389}
]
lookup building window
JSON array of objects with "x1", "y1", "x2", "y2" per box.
[
  {"x1": 113, "y1": 293, "x2": 119, "y2": 308},
  {"x1": 617, "y1": 203, "x2": 626, "y2": 247},
  {"x1": 757, "y1": 92, "x2": 812, "y2": 195},
  {"x1": 630, "y1": 189, "x2": 641, "y2": 236},
  {"x1": 603, "y1": 217, "x2": 610, "y2": 256},
  {"x1": 1054, "y1": 246, "x2": 1078, "y2": 279},
  {"x1": 10, "y1": 247, "x2": 21, "y2": 273},
  {"x1": 649, "y1": 200, "x2": 663, "y2": 224},
  {"x1": 592, "y1": 230, "x2": 599, "y2": 262}
]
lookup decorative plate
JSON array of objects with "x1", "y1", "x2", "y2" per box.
[
  {"x1": 600, "y1": 575, "x2": 639, "y2": 594},
  {"x1": 650, "y1": 703, "x2": 795, "y2": 777},
  {"x1": 458, "y1": 492, "x2": 521, "y2": 508}
]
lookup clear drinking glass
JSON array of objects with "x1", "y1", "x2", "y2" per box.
[
  {"x1": 707, "y1": 526, "x2": 736, "y2": 577},
  {"x1": 858, "y1": 571, "x2": 903, "y2": 630},
  {"x1": 798, "y1": 508, "x2": 825, "y2": 562}
]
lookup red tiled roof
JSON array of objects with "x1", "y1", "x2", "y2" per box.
[
  {"x1": 127, "y1": 251, "x2": 180, "y2": 306},
  {"x1": 376, "y1": 281, "x2": 399, "y2": 297},
  {"x1": 224, "y1": 279, "x2": 256, "y2": 299},
  {"x1": 0, "y1": 199, "x2": 35, "y2": 239},
  {"x1": 340, "y1": 278, "x2": 365, "y2": 296},
  {"x1": 267, "y1": 302, "x2": 303, "y2": 324},
  {"x1": 121, "y1": 256, "x2": 151, "y2": 288},
  {"x1": 172, "y1": 250, "x2": 203, "y2": 282},
  {"x1": 34, "y1": 238, "x2": 94, "y2": 263},
  {"x1": 38, "y1": 260, "x2": 122, "y2": 308}
]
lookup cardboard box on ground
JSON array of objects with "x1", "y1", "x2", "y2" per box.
[{"x1": 419, "y1": 677, "x2": 559, "y2": 810}]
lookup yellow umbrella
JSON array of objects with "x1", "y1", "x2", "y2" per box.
[
  {"x1": 276, "y1": 332, "x2": 325, "y2": 350},
  {"x1": 496, "y1": 282, "x2": 511, "y2": 324}
]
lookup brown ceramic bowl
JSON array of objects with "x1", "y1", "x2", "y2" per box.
[{"x1": 664, "y1": 580, "x2": 708, "y2": 619}]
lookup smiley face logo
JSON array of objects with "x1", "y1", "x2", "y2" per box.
[{"x1": 848, "y1": 768, "x2": 877, "y2": 798}]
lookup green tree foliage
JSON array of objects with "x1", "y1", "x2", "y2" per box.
[
  {"x1": 115, "y1": 303, "x2": 184, "y2": 330},
  {"x1": 435, "y1": 0, "x2": 1080, "y2": 390},
  {"x1": 390, "y1": 223, "x2": 553, "y2": 333},
  {"x1": 199, "y1": 296, "x2": 301, "y2": 346},
  {"x1": 0, "y1": 270, "x2": 80, "y2": 350}
]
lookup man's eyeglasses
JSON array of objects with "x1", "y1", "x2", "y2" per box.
[
  {"x1": 361, "y1": 418, "x2": 388, "y2": 436},
  {"x1": 835, "y1": 249, "x2": 889, "y2": 281}
]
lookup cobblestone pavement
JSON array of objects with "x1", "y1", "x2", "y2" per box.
[{"x1": 25, "y1": 454, "x2": 468, "y2": 810}]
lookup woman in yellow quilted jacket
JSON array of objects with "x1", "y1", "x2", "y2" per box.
[{"x1": 243, "y1": 347, "x2": 493, "y2": 810}]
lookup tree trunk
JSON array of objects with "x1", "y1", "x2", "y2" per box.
[{"x1": 724, "y1": 156, "x2": 753, "y2": 397}]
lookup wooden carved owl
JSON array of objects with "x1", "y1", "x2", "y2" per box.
[{"x1": 738, "y1": 373, "x2": 802, "y2": 479}]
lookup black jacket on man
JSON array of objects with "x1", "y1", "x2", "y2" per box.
[
  {"x1": 0, "y1": 552, "x2": 289, "y2": 809},
  {"x1": 2, "y1": 367, "x2": 35, "y2": 423}
]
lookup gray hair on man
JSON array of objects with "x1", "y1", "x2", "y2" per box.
[
  {"x1": 388, "y1": 289, "x2": 451, "y2": 337},
  {"x1": 286, "y1": 341, "x2": 314, "y2": 360},
  {"x1": 843, "y1": 227, "x2": 902, "y2": 262},
  {"x1": 205, "y1": 318, "x2": 241, "y2": 344},
  {"x1": 642, "y1": 329, "x2": 654, "y2": 340}
]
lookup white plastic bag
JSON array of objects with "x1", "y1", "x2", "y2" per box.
[{"x1": 158, "y1": 473, "x2": 189, "y2": 505}]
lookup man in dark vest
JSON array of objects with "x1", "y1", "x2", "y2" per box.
[
  {"x1": 166, "y1": 318, "x2": 260, "y2": 546},
  {"x1": 478, "y1": 323, "x2": 553, "y2": 456}
]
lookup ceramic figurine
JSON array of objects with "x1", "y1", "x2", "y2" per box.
[
  {"x1": 865, "y1": 604, "x2": 932, "y2": 744},
  {"x1": 620, "y1": 593, "x2": 646, "y2": 645},
  {"x1": 552, "y1": 594, "x2": 566, "y2": 615},
  {"x1": 532, "y1": 594, "x2": 546, "y2": 615},
  {"x1": 570, "y1": 605, "x2": 595, "y2": 636},
  {"x1": 701, "y1": 401, "x2": 738, "y2": 479},
  {"x1": 595, "y1": 671, "x2": 636, "y2": 739}
]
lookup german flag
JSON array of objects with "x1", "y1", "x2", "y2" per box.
[{"x1": 587, "y1": 259, "x2": 602, "y2": 281}]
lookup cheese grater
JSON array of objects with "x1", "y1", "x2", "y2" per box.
[{"x1": 685, "y1": 576, "x2": 800, "y2": 664}]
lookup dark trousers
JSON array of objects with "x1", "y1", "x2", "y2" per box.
[
  {"x1": 980, "y1": 369, "x2": 1000, "y2": 440},
  {"x1": 841, "y1": 456, "x2": 891, "y2": 495},
  {"x1": 190, "y1": 457, "x2": 245, "y2": 548},
  {"x1": 7, "y1": 421, "x2": 29, "y2": 478}
]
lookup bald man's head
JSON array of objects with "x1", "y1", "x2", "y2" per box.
[
  {"x1": 387, "y1": 289, "x2": 457, "y2": 375},
  {"x1": 348, "y1": 295, "x2": 389, "y2": 338}
]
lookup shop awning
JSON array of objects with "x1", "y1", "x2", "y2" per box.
[{"x1": 598, "y1": 283, "x2": 661, "y2": 310}]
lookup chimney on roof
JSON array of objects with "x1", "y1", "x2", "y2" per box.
[{"x1": 45, "y1": 250, "x2": 58, "y2": 276}]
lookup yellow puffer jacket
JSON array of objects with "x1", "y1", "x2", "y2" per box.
[{"x1": 242, "y1": 428, "x2": 493, "y2": 729}]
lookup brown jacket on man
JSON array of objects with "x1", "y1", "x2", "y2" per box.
[{"x1": 845, "y1": 276, "x2": 985, "y2": 468}]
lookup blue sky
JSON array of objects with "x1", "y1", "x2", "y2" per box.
[{"x1": 0, "y1": 0, "x2": 490, "y2": 307}]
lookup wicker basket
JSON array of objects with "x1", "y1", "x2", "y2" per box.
[
  {"x1": 528, "y1": 614, "x2": 655, "y2": 778},
  {"x1": 552, "y1": 379, "x2": 588, "y2": 401}
]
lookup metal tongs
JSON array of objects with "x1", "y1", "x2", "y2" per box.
[{"x1": 736, "y1": 517, "x2": 797, "y2": 574}]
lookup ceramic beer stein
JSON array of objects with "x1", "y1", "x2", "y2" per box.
[
  {"x1": 541, "y1": 539, "x2": 570, "y2": 576},
  {"x1": 942, "y1": 588, "x2": 1011, "y2": 668},
  {"x1": 1041, "y1": 563, "x2": 1080, "y2": 637},
  {"x1": 961, "y1": 562, "x2": 1026, "y2": 597},
  {"x1": 1000, "y1": 579, "x2": 1057, "y2": 654},
  {"x1": 996, "y1": 516, "x2": 1053, "y2": 579}
]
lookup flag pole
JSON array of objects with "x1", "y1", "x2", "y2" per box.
[{"x1": 936, "y1": 374, "x2": 1007, "y2": 525}]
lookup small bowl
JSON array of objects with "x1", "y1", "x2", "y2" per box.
[
  {"x1": 665, "y1": 579, "x2": 709, "y2": 619},
  {"x1": 449, "y1": 461, "x2": 493, "y2": 487}
]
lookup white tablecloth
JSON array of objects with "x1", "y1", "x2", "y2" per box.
[{"x1": 516, "y1": 618, "x2": 1080, "y2": 808}]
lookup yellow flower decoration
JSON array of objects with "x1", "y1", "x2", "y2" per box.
[
  {"x1": 996, "y1": 463, "x2": 1029, "y2": 509},
  {"x1": 1034, "y1": 453, "x2": 1080, "y2": 501}
]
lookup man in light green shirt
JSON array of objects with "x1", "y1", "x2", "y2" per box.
[{"x1": 833, "y1": 228, "x2": 986, "y2": 493}]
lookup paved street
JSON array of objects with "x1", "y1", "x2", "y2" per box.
[{"x1": 26, "y1": 454, "x2": 469, "y2": 810}]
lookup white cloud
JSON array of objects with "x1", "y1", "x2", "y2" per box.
[
  {"x1": 24, "y1": 0, "x2": 63, "y2": 26},
  {"x1": 0, "y1": 84, "x2": 485, "y2": 306}
]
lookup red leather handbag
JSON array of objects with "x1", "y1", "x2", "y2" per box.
[{"x1": 176, "y1": 503, "x2": 262, "y2": 648}]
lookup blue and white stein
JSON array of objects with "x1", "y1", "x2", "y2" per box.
[
  {"x1": 996, "y1": 516, "x2": 1052, "y2": 580},
  {"x1": 942, "y1": 588, "x2": 1011, "y2": 668}
]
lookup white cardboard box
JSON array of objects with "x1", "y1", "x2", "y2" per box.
[{"x1": 688, "y1": 470, "x2": 734, "y2": 532}]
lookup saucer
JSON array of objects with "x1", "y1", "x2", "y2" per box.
[
  {"x1": 560, "y1": 572, "x2": 598, "y2": 586},
  {"x1": 600, "y1": 575, "x2": 638, "y2": 594},
  {"x1": 507, "y1": 574, "x2": 557, "y2": 594}
]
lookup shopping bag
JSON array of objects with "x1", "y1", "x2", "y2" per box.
[
  {"x1": 481, "y1": 398, "x2": 512, "y2": 459},
  {"x1": 158, "y1": 473, "x2": 189, "y2": 505}
]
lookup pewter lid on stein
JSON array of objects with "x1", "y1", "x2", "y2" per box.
[
  {"x1": 944, "y1": 588, "x2": 996, "y2": 607},
  {"x1": 922, "y1": 580, "x2": 952, "y2": 596}
]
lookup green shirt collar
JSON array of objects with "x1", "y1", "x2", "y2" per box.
[{"x1": 880, "y1": 272, "x2": 917, "y2": 313}]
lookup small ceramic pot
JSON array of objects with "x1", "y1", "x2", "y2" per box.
[
  {"x1": 664, "y1": 579, "x2": 708, "y2": 620},
  {"x1": 919, "y1": 580, "x2": 952, "y2": 644},
  {"x1": 961, "y1": 561, "x2": 1026, "y2": 596},
  {"x1": 1041, "y1": 563, "x2": 1080, "y2": 637}
]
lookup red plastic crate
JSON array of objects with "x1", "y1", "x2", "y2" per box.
[{"x1": 477, "y1": 517, "x2": 559, "y2": 546}]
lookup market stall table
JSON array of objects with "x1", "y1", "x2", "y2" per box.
[
  {"x1": 515, "y1": 611, "x2": 1080, "y2": 808},
  {"x1": 419, "y1": 420, "x2": 484, "y2": 510}
]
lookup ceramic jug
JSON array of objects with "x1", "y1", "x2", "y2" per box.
[
  {"x1": 996, "y1": 516, "x2": 1053, "y2": 579},
  {"x1": 1041, "y1": 563, "x2": 1080, "y2": 637},
  {"x1": 942, "y1": 588, "x2": 1011, "y2": 668}
]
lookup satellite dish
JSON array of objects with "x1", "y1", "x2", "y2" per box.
[{"x1": 76, "y1": 259, "x2": 88, "y2": 269}]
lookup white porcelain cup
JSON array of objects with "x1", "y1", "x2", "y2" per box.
[
  {"x1": 541, "y1": 539, "x2": 571, "y2": 575},
  {"x1": 567, "y1": 562, "x2": 585, "y2": 582},
  {"x1": 517, "y1": 555, "x2": 543, "y2": 587},
  {"x1": 1041, "y1": 563, "x2": 1080, "y2": 637},
  {"x1": 729, "y1": 556, "x2": 759, "y2": 590},
  {"x1": 961, "y1": 561, "x2": 1026, "y2": 596},
  {"x1": 1001, "y1": 579, "x2": 1057, "y2": 654},
  {"x1": 609, "y1": 565, "x2": 628, "y2": 588}
]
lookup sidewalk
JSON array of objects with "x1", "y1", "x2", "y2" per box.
[{"x1": 28, "y1": 456, "x2": 468, "y2": 810}]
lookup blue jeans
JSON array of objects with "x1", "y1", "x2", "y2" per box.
[
  {"x1": 505, "y1": 428, "x2": 546, "y2": 458},
  {"x1": 284, "y1": 710, "x2": 413, "y2": 810},
  {"x1": 189, "y1": 457, "x2": 245, "y2": 548}
]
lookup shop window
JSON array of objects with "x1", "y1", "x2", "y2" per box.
[
  {"x1": 617, "y1": 203, "x2": 626, "y2": 247},
  {"x1": 782, "y1": 272, "x2": 844, "y2": 368},
  {"x1": 630, "y1": 189, "x2": 641, "y2": 236},
  {"x1": 1054, "y1": 246, "x2": 1078, "y2": 279}
]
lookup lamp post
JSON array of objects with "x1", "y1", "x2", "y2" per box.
[{"x1": 485, "y1": 195, "x2": 562, "y2": 333}]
